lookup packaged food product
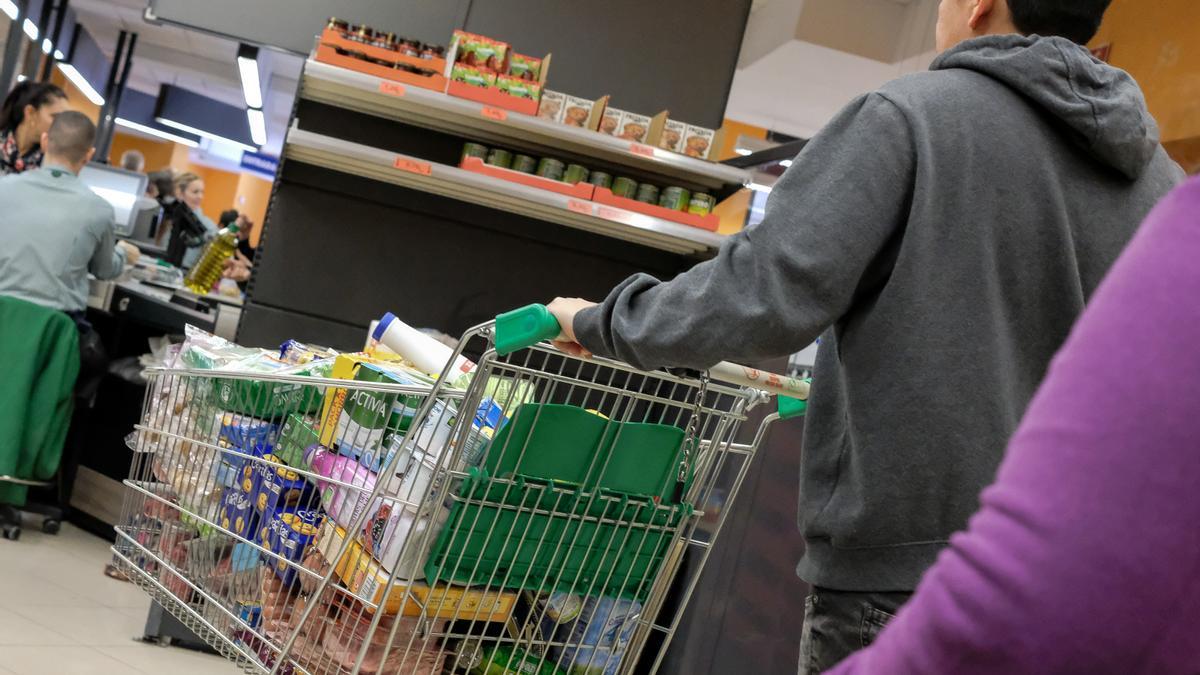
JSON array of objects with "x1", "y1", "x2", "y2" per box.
[
  {"x1": 658, "y1": 119, "x2": 687, "y2": 153},
  {"x1": 307, "y1": 444, "x2": 379, "y2": 528},
  {"x1": 537, "y1": 158, "x2": 566, "y2": 181},
  {"x1": 219, "y1": 485, "x2": 258, "y2": 539},
  {"x1": 462, "y1": 142, "x2": 489, "y2": 163},
  {"x1": 508, "y1": 53, "x2": 543, "y2": 81},
  {"x1": 658, "y1": 186, "x2": 691, "y2": 212},
  {"x1": 512, "y1": 154, "x2": 538, "y2": 174},
  {"x1": 564, "y1": 164, "x2": 589, "y2": 184},
  {"x1": 537, "y1": 90, "x2": 567, "y2": 122},
  {"x1": 682, "y1": 125, "x2": 716, "y2": 160},
  {"x1": 611, "y1": 177, "x2": 638, "y2": 199},
  {"x1": 275, "y1": 414, "x2": 318, "y2": 469},
  {"x1": 320, "y1": 593, "x2": 445, "y2": 674},
  {"x1": 451, "y1": 63, "x2": 498, "y2": 88},
  {"x1": 278, "y1": 339, "x2": 336, "y2": 365},
  {"x1": 360, "y1": 494, "x2": 446, "y2": 579},
  {"x1": 586, "y1": 172, "x2": 612, "y2": 189},
  {"x1": 688, "y1": 193, "x2": 716, "y2": 216},
  {"x1": 617, "y1": 112, "x2": 651, "y2": 142},
  {"x1": 561, "y1": 96, "x2": 595, "y2": 128},
  {"x1": 314, "y1": 520, "x2": 518, "y2": 619},
  {"x1": 486, "y1": 148, "x2": 514, "y2": 169},
  {"x1": 451, "y1": 30, "x2": 509, "y2": 71},
  {"x1": 471, "y1": 644, "x2": 563, "y2": 675},
  {"x1": 598, "y1": 107, "x2": 624, "y2": 136},
  {"x1": 546, "y1": 596, "x2": 642, "y2": 675},
  {"x1": 251, "y1": 454, "x2": 315, "y2": 515},
  {"x1": 497, "y1": 74, "x2": 543, "y2": 101},
  {"x1": 635, "y1": 183, "x2": 660, "y2": 204},
  {"x1": 265, "y1": 510, "x2": 322, "y2": 586},
  {"x1": 334, "y1": 362, "x2": 430, "y2": 466}
]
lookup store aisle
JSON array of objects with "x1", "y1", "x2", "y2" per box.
[{"x1": 0, "y1": 519, "x2": 235, "y2": 675}]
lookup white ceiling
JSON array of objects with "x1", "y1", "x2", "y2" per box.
[{"x1": 68, "y1": 0, "x2": 300, "y2": 154}]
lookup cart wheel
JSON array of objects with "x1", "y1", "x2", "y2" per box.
[
  {"x1": 41, "y1": 519, "x2": 61, "y2": 535},
  {"x1": 1, "y1": 524, "x2": 20, "y2": 541}
]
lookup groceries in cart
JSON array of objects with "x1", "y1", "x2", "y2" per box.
[{"x1": 111, "y1": 306, "x2": 800, "y2": 674}]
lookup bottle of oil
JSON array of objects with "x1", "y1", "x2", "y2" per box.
[{"x1": 184, "y1": 223, "x2": 239, "y2": 294}]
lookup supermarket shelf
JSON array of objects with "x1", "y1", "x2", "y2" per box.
[
  {"x1": 300, "y1": 58, "x2": 751, "y2": 192},
  {"x1": 284, "y1": 126, "x2": 727, "y2": 256}
]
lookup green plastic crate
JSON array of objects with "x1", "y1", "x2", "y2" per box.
[{"x1": 425, "y1": 471, "x2": 690, "y2": 600}]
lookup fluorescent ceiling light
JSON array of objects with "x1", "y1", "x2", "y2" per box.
[
  {"x1": 0, "y1": 0, "x2": 17, "y2": 20},
  {"x1": 734, "y1": 148, "x2": 753, "y2": 156},
  {"x1": 246, "y1": 108, "x2": 267, "y2": 146},
  {"x1": 54, "y1": 49, "x2": 64, "y2": 60},
  {"x1": 56, "y1": 63, "x2": 105, "y2": 106},
  {"x1": 236, "y1": 45, "x2": 263, "y2": 110},
  {"x1": 748, "y1": 182, "x2": 774, "y2": 194},
  {"x1": 41, "y1": 38, "x2": 52, "y2": 54},
  {"x1": 156, "y1": 116, "x2": 257, "y2": 152},
  {"x1": 15, "y1": 74, "x2": 26, "y2": 82},
  {"x1": 779, "y1": 159, "x2": 793, "y2": 168},
  {"x1": 22, "y1": 18, "x2": 37, "y2": 40},
  {"x1": 116, "y1": 118, "x2": 200, "y2": 148}
]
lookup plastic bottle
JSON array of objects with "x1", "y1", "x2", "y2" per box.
[
  {"x1": 184, "y1": 223, "x2": 239, "y2": 294},
  {"x1": 372, "y1": 312, "x2": 475, "y2": 379}
]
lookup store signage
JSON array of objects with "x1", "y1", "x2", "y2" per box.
[
  {"x1": 378, "y1": 81, "x2": 407, "y2": 97},
  {"x1": 566, "y1": 199, "x2": 593, "y2": 215},
  {"x1": 240, "y1": 151, "x2": 280, "y2": 177},
  {"x1": 394, "y1": 157, "x2": 432, "y2": 176},
  {"x1": 629, "y1": 143, "x2": 656, "y2": 158},
  {"x1": 481, "y1": 106, "x2": 508, "y2": 121}
]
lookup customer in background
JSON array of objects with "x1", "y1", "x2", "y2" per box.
[
  {"x1": 0, "y1": 81, "x2": 68, "y2": 175},
  {"x1": 171, "y1": 171, "x2": 218, "y2": 268},
  {"x1": 545, "y1": 0, "x2": 1184, "y2": 671},
  {"x1": 147, "y1": 168, "x2": 174, "y2": 203},
  {"x1": 827, "y1": 175, "x2": 1200, "y2": 674},
  {"x1": 0, "y1": 111, "x2": 140, "y2": 319},
  {"x1": 235, "y1": 213, "x2": 256, "y2": 263},
  {"x1": 118, "y1": 149, "x2": 145, "y2": 173}
]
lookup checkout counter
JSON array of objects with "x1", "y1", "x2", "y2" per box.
[{"x1": 67, "y1": 163, "x2": 245, "y2": 538}]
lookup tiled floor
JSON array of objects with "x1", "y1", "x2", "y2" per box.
[{"x1": 0, "y1": 518, "x2": 236, "y2": 674}]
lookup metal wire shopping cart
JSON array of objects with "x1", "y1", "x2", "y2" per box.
[{"x1": 111, "y1": 305, "x2": 808, "y2": 675}]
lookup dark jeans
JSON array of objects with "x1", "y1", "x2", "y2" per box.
[{"x1": 798, "y1": 587, "x2": 912, "y2": 674}]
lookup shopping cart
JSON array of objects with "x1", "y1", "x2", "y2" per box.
[{"x1": 111, "y1": 304, "x2": 808, "y2": 675}]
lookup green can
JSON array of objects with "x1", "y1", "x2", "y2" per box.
[
  {"x1": 536, "y1": 157, "x2": 565, "y2": 181},
  {"x1": 659, "y1": 186, "x2": 691, "y2": 211},
  {"x1": 635, "y1": 183, "x2": 660, "y2": 204},
  {"x1": 462, "y1": 142, "x2": 488, "y2": 163},
  {"x1": 564, "y1": 164, "x2": 590, "y2": 184},
  {"x1": 587, "y1": 171, "x2": 613, "y2": 189},
  {"x1": 688, "y1": 192, "x2": 716, "y2": 216},
  {"x1": 512, "y1": 154, "x2": 538, "y2": 174},
  {"x1": 486, "y1": 148, "x2": 513, "y2": 169},
  {"x1": 612, "y1": 176, "x2": 638, "y2": 199}
]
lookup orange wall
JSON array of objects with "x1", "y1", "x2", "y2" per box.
[
  {"x1": 232, "y1": 173, "x2": 273, "y2": 247},
  {"x1": 1091, "y1": 0, "x2": 1200, "y2": 145},
  {"x1": 108, "y1": 132, "x2": 176, "y2": 172},
  {"x1": 50, "y1": 69, "x2": 100, "y2": 123}
]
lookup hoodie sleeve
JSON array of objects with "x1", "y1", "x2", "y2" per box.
[{"x1": 573, "y1": 92, "x2": 915, "y2": 371}]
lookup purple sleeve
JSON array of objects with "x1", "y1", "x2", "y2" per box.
[{"x1": 829, "y1": 177, "x2": 1200, "y2": 674}]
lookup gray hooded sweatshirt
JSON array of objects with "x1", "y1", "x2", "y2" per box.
[{"x1": 574, "y1": 35, "x2": 1184, "y2": 591}]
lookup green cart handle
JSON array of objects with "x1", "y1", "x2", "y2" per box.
[{"x1": 495, "y1": 304, "x2": 811, "y2": 418}]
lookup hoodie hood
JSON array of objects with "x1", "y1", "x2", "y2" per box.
[{"x1": 931, "y1": 34, "x2": 1159, "y2": 180}]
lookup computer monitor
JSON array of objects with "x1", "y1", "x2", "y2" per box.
[{"x1": 78, "y1": 163, "x2": 150, "y2": 236}]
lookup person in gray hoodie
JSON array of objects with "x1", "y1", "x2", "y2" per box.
[{"x1": 547, "y1": 0, "x2": 1184, "y2": 671}]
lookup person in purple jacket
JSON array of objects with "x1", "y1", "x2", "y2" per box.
[{"x1": 827, "y1": 177, "x2": 1200, "y2": 673}]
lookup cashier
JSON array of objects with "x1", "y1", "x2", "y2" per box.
[
  {"x1": 0, "y1": 111, "x2": 141, "y2": 319},
  {"x1": 0, "y1": 81, "x2": 68, "y2": 176}
]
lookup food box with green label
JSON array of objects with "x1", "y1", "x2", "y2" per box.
[
  {"x1": 207, "y1": 358, "x2": 331, "y2": 419},
  {"x1": 275, "y1": 414, "x2": 319, "y2": 470},
  {"x1": 334, "y1": 362, "x2": 437, "y2": 471}
]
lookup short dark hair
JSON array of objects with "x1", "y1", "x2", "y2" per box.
[
  {"x1": 219, "y1": 209, "x2": 240, "y2": 226},
  {"x1": 148, "y1": 170, "x2": 176, "y2": 201},
  {"x1": 1008, "y1": 0, "x2": 1113, "y2": 45},
  {"x1": 45, "y1": 111, "x2": 96, "y2": 164},
  {"x1": 0, "y1": 81, "x2": 67, "y2": 131}
]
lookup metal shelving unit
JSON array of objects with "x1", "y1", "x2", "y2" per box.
[
  {"x1": 300, "y1": 59, "x2": 751, "y2": 193},
  {"x1": 284, "y1": 126, "x2": 726, "y2": 256}
]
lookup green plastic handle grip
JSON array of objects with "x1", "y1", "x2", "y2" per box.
[
  {"x1": 777, "y1": 395, "x2": 808, "y2": 419},
  {"x1": 495, "y1": 304, "x2": 563, "y2": 355}
]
